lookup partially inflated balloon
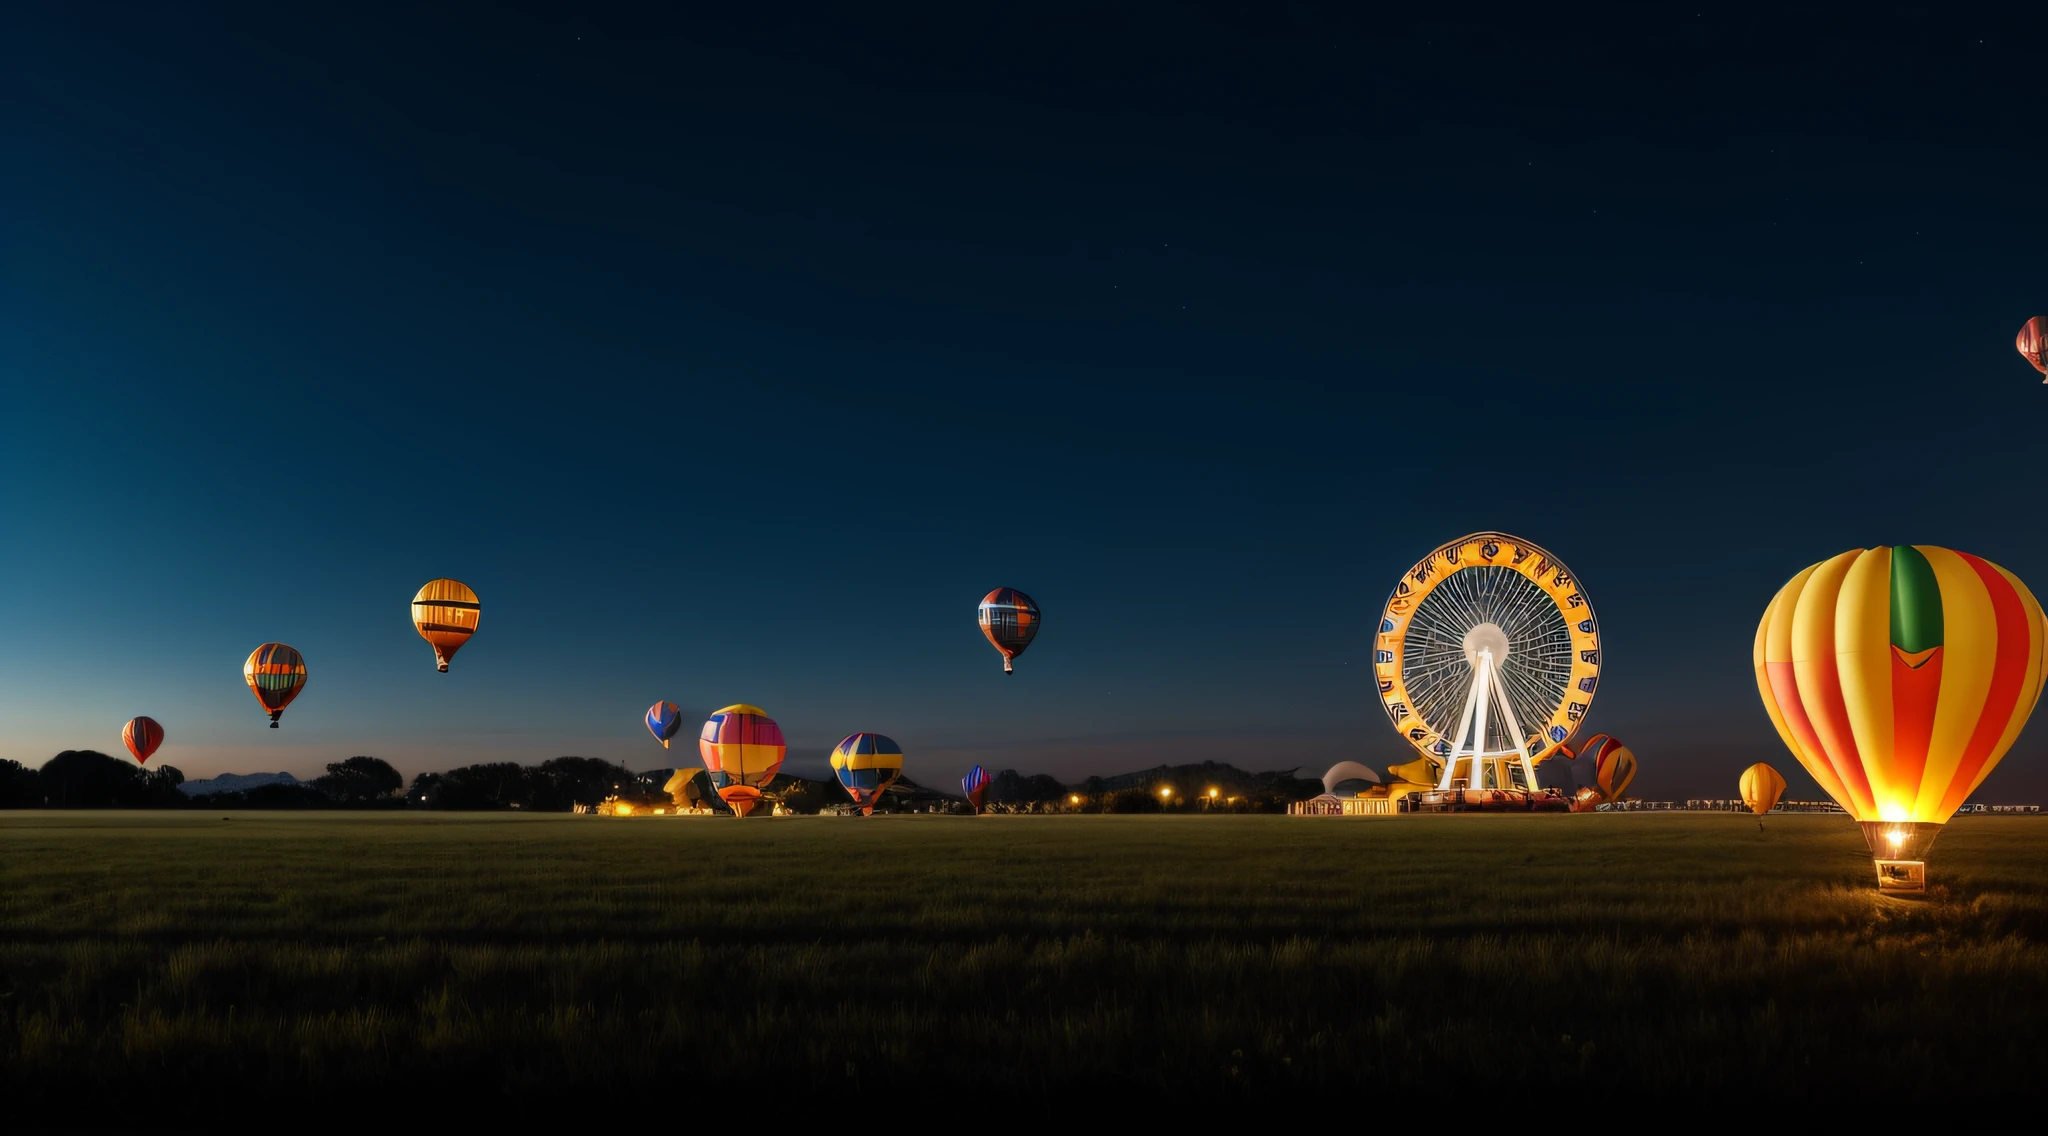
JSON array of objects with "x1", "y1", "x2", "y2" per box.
[
  {"x1": 831, "y1": 733, "x2": 904, "y2": 816},
  {"x1": 243, "y1": 643, "x2": 306, "y2": 727},
  {"x1": 1579, "y1": 734, "x2": 1635, "y2": 802},
  {"x1": 646, "y1": 701, "x2": 683, "y2": 749},
  {"x1": 2018, "y1": 316, "x2": 2046, "y2": 381},
  {"x1": 978, "y1": 588, "x2": 1040, "y2": 674},
  {"x1": 962, "y1": 765, "x2": 992, "y2": 814},
  {"x1": 699, "y1": 704, "x2": 786, "y2": 817},
  {"x1": 122, "y1": 717, "x2": 164, "y2": 766},
  {"x1": 412, "y1": 579, "x2": 480, "y2": 672},
  {"x1": 1755, "y1": 545, "x2": 2047, "y2": 890},
  {"x1": 1739, "y1": 763, "x2": 1786, "y2": 816}
]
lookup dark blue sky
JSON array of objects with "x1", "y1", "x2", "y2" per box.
[{"x1": 4, "y1": 2, "x2": 2045, "y2": 798}]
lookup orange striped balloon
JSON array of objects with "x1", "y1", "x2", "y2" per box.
[
  {"x1": 411, "y1": 579, "x2": 480, "y2": 672},
  {"x1": 1755, "y1": 547, "x2": 2046, "y2": 880},
  {"x1": 243, "y1": 643, "x2": 307, "y2": 728}
]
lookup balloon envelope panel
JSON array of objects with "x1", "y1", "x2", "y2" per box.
[
  {"x1": 122, "y1": 717, "x2": 164, "y2": 765},
  {"x1": 699, "y1": 704, "x2": 787, "y2": 789},
  {"x1": 978, "y1": 588, "x2": 1040, "y2": 669},
  {"x1": 1580, "y1": 734, "x2": 1636, "y2": 801},
  {"x1": 242, "y1": 643, "x2": 307, "y2": 721},
  {"x1": 646, "y1": 701, "x2": 683, "y2": 748},
  {"x1": 2018, "y1": 316, "x2": 2047, "y2": 378},
  {"x1": 961, "y1": 764, "x2": 992, "y2": 812},
  {"x1": 1739, "y1": 762, "x2": 1786, "y2": 815},
  {"x1": 411, "y1": 579, "x2": 480, "y2": 670},
  {"x1": 831, "y1": 732, "x2": 904, "y2": 810},
  {"x1": 1754, "y1": 546, "x2": 2047, "y2": 824}
]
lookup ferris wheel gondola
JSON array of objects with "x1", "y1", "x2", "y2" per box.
[{"x1": 1374, "y1": 533, "x2": 1600, "y2": 791}]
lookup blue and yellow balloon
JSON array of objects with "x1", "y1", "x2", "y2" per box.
[{"x1": 830, "y1": 733, "x2": 904, "y2": 816}]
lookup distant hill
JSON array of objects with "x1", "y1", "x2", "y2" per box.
[{"x1": 179, "y1": 771, "x2": 300, "y2": 796}]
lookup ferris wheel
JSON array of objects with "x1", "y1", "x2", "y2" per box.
[{"x1": 1374, "y1": 533, "x2": 1601, "y2": 792}]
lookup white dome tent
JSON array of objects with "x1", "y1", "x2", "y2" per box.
[{"x1": 1321, "y1": 761, "x2": 1382, "y2": 798}]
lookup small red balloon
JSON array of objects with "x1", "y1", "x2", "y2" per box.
[
  {"x1": 123, "y1": 717, "x2": 165, "y2": 765},
  {"x1": 2019, "y1": 316, "x2": 2047, "y2": 380}
]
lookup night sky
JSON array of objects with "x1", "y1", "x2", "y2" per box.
[{"x1": 4, "y1": 3, "x2": 2045, "y2": 799}]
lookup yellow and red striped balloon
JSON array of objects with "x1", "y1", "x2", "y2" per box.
[{"x1": 1754, "y1": 546, "x2": 2047, "y2": 827}]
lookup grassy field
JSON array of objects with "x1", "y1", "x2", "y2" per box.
[{"x1": 3, "y1": 811, "x2": 2046, "y2": 1110}]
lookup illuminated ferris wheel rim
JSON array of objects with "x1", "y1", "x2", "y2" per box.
[{"x1": 1373, "y1": 532, "x2": 1602, "y2": 769}]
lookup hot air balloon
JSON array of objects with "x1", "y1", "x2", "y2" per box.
[
  {"x1": 831, "y1": 732, "x2": 905, "y2": 816},
  {"x1": 1739, "y1": 762, "x2": 1786, "y2": 828},
  {"x1": 1755, "y1": 546, "x2": 2047, "y2": 891},
  {"x1": 698, "y1": 704, "x2": 786, "y2": 818},
  {"x1": 962, "y1": 765, "x2": 992, "y2": 814},
  {"x1": 646, "y1": 701, "x2": 683, "y2": 749},
  {"x1": 243, "y1": 643, "x2": 306, "y2": 727},
  {"x1": 2018, "y1": 316, "x2": 2047, "y2": 382},
  {"x1": 122, "y1": 717, "x2": 164, "y2": 766},
  {"x1": 978, "y1": 588, "x2": 1040, "y2": 674},
  {"x1": 1579, "y1": 734, "x2": 1636, "y2": 803},
  {"x1": 411, "y1": 579, "x2": 480, "y2": 672}
]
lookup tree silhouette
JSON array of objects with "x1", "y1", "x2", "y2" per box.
[{"x1": 315, "y1": 756, "x2": 403, "y2": 802}]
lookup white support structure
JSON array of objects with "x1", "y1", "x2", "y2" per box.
[{"x1": 1434, "y1": 647, "x2": 1543, "y2": 792}]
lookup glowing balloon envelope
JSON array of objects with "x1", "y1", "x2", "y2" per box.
[
  {"x1": 978, "y1": 588, "x2": 1040, "y2": 674},
  {"x1": 243, "y1": 643, "x2": 307, "y2": 728},
  {"x1": 1579, "y1": 734, "x2": 1636, "y2": 803},
  {"x1": 962, "y1": 765, "x2": 992, "y2": 814},
  {"x1": 1739, "y1": 762, "x2": 1786, "y2": 816},
  {"x1": 2018, "y1": 316, "x2": 2046, "y2": 381},
  {"x1": 698, "y1": 704, "x2": 786, "y2": 818},
  {"x1": 122, "y1": 717, "x2": 164, "y2": 766},
  {"x1": 830, "y1": 732, "x2": 905, "y2": 816},
  {"x1": 646, "y1": 701, "x2": 683, "y2": 749},
  {"x1": 411, "y1": 579, "x2": 480, "y2": 672},
  {"x1": 1755, "y1": 545, "x2": 2047, "y2": 890}
]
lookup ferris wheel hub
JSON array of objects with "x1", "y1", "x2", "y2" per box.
[{"x1": 1462, "y1": 622, "x2": 1511, "y2": 668}]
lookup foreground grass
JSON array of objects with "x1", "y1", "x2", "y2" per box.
[{"x1": 2, "y1": 811, "x2": 2045, "y2": 1109}]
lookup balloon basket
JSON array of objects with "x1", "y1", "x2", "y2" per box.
[
  {"x1": 1860, "y1": 822, "x2": 1941, "y2": 894},
  {"x1": 1873, "y1": 860, "x2": 1927, "y2": 893},
  {"x1": 720, "y1": 787, "x2": 763, "y2": 818}
]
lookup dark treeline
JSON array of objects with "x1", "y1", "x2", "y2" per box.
[{"x1": 0, "y1": 751, "x2": 1324, "y2": 813}]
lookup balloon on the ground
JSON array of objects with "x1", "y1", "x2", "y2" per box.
[
  {"x1": 831, "y1": 732, "x2": 905, "y2": 815},
  {"x1": 698, "y1": 704, "x2": 786, "y2": 818},
  {"x1": 243, "y1": 643, "x2": 307, "y2": 728},
  {"x1": 646, "y1": 701, "x2": 683, "y2": 749},
  {"x1": 411, "y1": 579, "x2": 480, "y2": 672},
  {"x1": 1739, "y1": 762, "x2": 1786, "y2": 816},
  {"x1": 978, "y1": 588, "x2": 1040, "y2": 674},
  {"x1": 661, "y1": 767, "x2": 706, "y2": 807},
  {"x1": 122, "y1": 717, "x2": 164, "y2": 766},
  {"x1": 962, "y1": 765, "x2": 992, "y2": 814},
  {"x1": 2018, "y1": 316, "x2": 2047, "y2": 381},
  {"x1": 1579, "y1": 734, "x2": 1635, "y2": 802},
  {"x1": 1754, "y1": 545, "x2": 2047, "y2": 890}
]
